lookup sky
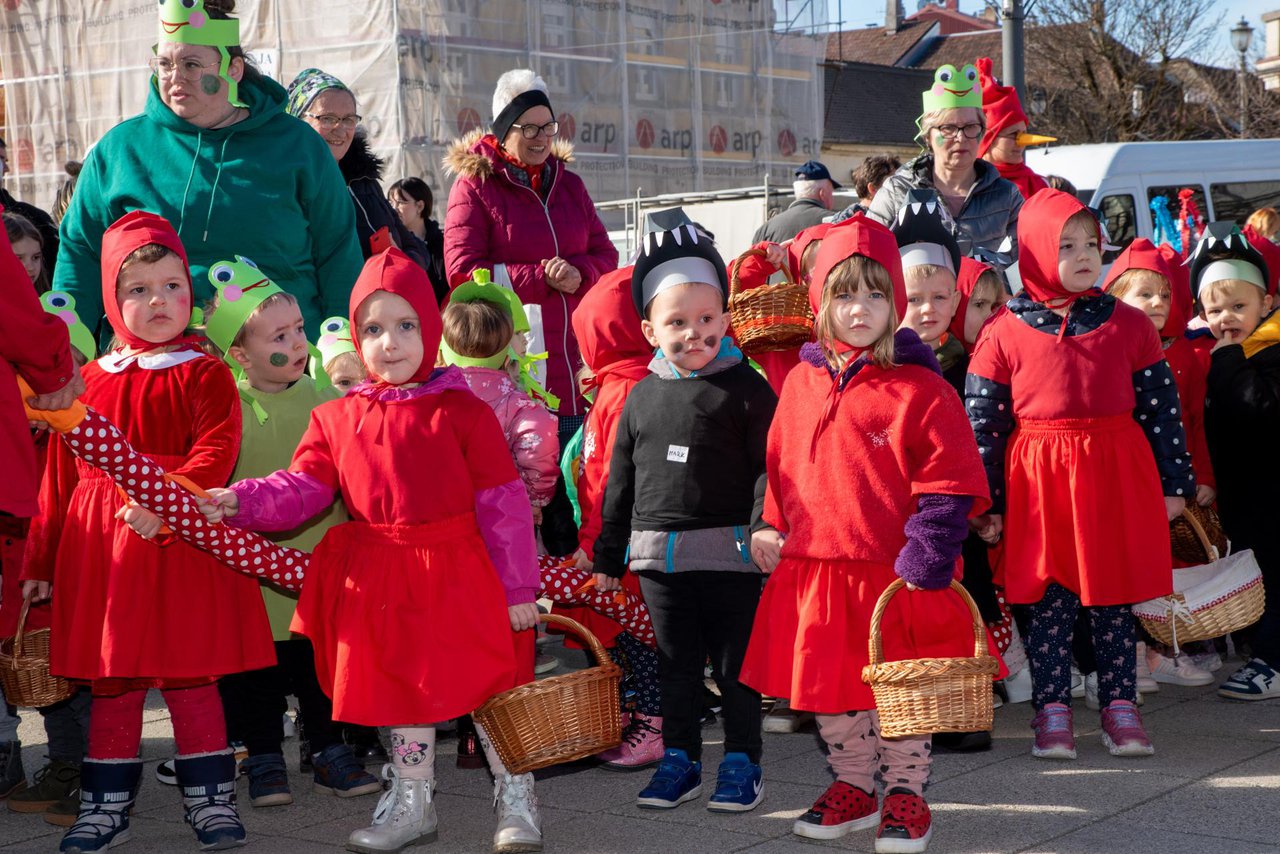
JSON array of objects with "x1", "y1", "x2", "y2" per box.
[{"x1": 787, "y1": 0, "x2": 1277, "y2": 69}]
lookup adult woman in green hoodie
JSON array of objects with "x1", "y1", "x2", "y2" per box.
[{"x1": 53, "y1": 0, "x2": 362, "y2": 342}]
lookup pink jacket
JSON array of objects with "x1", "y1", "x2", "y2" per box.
[
  {"x1": 443, "y1": 131, "x2": 619, "y2": 419},
  {"x1": 460, "y1": 366, "x2": 560, "y2": 507}
]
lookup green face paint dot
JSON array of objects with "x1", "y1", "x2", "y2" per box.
[
  {"x1": 270, "y1": 352, "x2": 290, "y2": 367},
  {"x1": 200, "y1": 74, "x2": 222, "y2": 95}
]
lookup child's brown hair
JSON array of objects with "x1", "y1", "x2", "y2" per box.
[
  {"x1": 207, "y1": 290, "x2": 300, "y2": 353},
  {"x1": 441, "y1": 299, "x2": 514, "y2": 360},
  {"x1": 814, "y1": 254, "x2": 898, "y2": 370},
  {"x1": 1105, "y1": 268, "x2": 1169, "y2": 301}
]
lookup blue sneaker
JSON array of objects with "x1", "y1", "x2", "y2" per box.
[
  {"x1": 706, "y1": 752, "x2": 763, "y2": 813},
  {"x1": 1219, "y1": 658, "x2": 1280, "y2": 701},
  {"x1": 636, "y1": 749, "x2": 702, "y2": 809}
]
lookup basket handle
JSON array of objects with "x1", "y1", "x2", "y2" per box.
[
  {"x1": 729, "y1": 247, "x2": 793, "y2": 299},
  {"x1": 538, "y1": 613, "x2": 613, "y2": 670},
  {"x1": 867, "y1": 579, "x2": 986, "y2": 668},
  {"x1": 1178, "y1": 507, "x2": 1217, "y2": 560},
  {"x1": 9, "y1": 596, "x2": 32, "y2": 671}
]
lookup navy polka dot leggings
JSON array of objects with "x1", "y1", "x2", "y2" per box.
[
  {"x1": 1026, "y1": 582, "x2": 1138, "y2": 709},
  {"x1": 608, "y1": 631, "x2": 662, "y2": 717}
]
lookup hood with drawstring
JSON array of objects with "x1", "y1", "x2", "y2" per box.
[{"x1": 53, "y1": 73, "x2": 363, "y2": 344}]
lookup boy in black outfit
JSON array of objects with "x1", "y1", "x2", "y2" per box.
[{"x1": 594, "y1": 224, "x2": 777, "y2": 813}]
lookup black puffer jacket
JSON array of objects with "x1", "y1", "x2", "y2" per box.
[
  {"x1": 867, "y1": 154, "x2": 1023, "y2": 257},
  {"x1": 339, "y1": 134, "x2": 447, "y2": 302}
]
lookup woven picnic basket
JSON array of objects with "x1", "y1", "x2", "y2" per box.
[
  {"x1": 0, "y1": 598, "x2": 73, "y2": 709},
  {"x1": 474, "y1": 614, "x2": 622, "y2": 774},
  {"x1": 727, "y1": 248, "x2": 814, "y2": 355},
  {"x1": 1169, "y1": 502, "x2": 1228, "y2": 566},
  {"x1": 862, "y1": 580, "x2": 999, "y2": 739},
  {"x1": 1135, "y1": 509, "x2": 1264, "y2": 647}
]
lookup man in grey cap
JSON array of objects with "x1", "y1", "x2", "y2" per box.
[{"x1": 752, "y1": 160, "x2": 841, "y2": 244}]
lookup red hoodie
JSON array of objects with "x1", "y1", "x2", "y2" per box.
[{"x1": 976, "y1": 56, "x2": 1049, "y2": 200}]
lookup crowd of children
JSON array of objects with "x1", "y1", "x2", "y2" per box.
[{"x1": 4, "y1": 58, "x2": 1280, "y2": 854}]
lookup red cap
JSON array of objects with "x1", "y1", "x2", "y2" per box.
[
  {"x1": 1243, "y1": 224, "x2": 1280, "y2": 296},
  {"x1": 976, "y1": 56, "x2": 1029, "y2": 159},
  {"x1": 100, "y1": 210, "x2": 193, "y2": 351},
  {"x1": 807, "y1": 212, "x2": 907, "y2": 320},
  {"x1": 1102, "y1": 238, "x2": 1191, "y2": 337},
  {"x1": 950, "y1": 256, "x2": 996, "y2": 352},
  {"x1": 349, "y1": 247, "x2": 442, "y2": 384}
]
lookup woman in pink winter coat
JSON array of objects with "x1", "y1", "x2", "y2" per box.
[{"x1": 443, "y1": 69, "x2": 618, "y2": 445}]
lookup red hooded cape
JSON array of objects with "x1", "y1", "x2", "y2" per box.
[
  {"x1": 1101, "y1": 238, "x2": 1192, "y2": 338},
  {"x1": 100, "y1": 211, "x2": 195, "y2": 352},
  {"x1": 567, "y1": 265, "x2": 650, "y2": 645},
  {"x1": 1243, "y1": 224, "x2": 1280, "y2": 296},
  {"x1": 1016, "y1": 189, "x2": 1103, "y2": 308},
  {"x1": 349, "y1": 247, "x2": 443, "y2": 384}
]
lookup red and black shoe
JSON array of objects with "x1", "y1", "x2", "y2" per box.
[
  {"x1": 792, "y1": 780, "x2": 878, "y2": 840},
  {"x1": 875, "y1": 788, "x2": 933, "y2": 853}
]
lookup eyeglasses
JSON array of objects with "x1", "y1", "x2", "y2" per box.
[
  {"x1": 148, "y1": 57, "x2": 220, "y2": 81},
  {"x1": 305, "y1": 113, "x2": 362, "y2": 130},
  {"x1": 932, "y1": 122, "x2": 985, "y2": 140},
  {"x1": 510, "y1": 121, "x2": 559, "y2": 140}
]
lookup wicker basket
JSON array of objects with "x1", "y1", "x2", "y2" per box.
[
  {"x1": 1169, "y1": 503, "x2": 1228, "y2": 565},
  {"x1": 727, "y1": 248, "x2": 814, "y2": 356},
  {"x1": 1135, "y1": 510, "x2": 1265, "y2": 647},
  {"x1": 861, "y1": 580, "x2": 999, "y2": 739},
  {"x1": 0, "y1": 598, "x2": 73, "y2": 709},
  {"x1": 474, "y1": 614, "x2": 622, "y2": 774}
]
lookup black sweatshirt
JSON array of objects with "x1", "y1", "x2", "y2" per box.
[{"x1": 594, "y1": 359, "x2": 777, "y2": 577}]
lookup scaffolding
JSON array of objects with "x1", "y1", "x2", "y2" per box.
[{"x1": 0, "y1": 1, "x2": 824, "y2": 216}]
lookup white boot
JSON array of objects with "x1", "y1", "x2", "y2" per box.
[
  {"x1": 493, "y1": 772, "x2": 542, "y2": 854},
  {"x1": 346, "y1": 766, "x2": 437, "y2": 854}
]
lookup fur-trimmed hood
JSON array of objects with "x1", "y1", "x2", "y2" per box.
[
  {"x1": 442, "y1": 128, "x2": 575, "y2": 181},
  {"x1": 339, "y1": 132, "x2": 383, "y2": 184}
]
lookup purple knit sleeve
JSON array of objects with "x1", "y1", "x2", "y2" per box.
[
  {"x1": 895, "y1": 493, "x2": 975, "y2": 590},
  {"x1": 227, "y1": 471, "x2": 336, "y2": 532},
  {"x1": 475, "y1": 479, "x2": 539, "y2": 605}
]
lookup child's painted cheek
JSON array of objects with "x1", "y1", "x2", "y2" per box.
[
  {"x1": 269, "y1": 352, "x2": 289, "y2": 367},
  {"x1": 704, "y1": 335, "x2": 717, "y2": 348},
  {"x1": 669, "y1": 341, "x2": 684, "y2": 354}
]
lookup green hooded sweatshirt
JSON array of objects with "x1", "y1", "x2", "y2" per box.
[{"x1": 54, "y1": 74, "x2": 363, "y2": 341}]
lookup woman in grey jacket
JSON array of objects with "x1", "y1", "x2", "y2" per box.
[{"x1": 868, "y1": 101, "x2": 1022, "y2": 257}]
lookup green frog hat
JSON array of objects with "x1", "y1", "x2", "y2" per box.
[
  {"x1": 41, "y1": 292, "x2": 97, "y2": 363},
  {"x1": 441, "y1": 268, "x2": 559, "y2": 408},
  {"x1": 314, "y1": 316, "x2": 357, "y2": 369},
  {"x1": 922, "y1": 63, "x2": 983, "y2": 115},
  {"x1": 157, "y1": 0, "x2": 247, "y2": 108}
]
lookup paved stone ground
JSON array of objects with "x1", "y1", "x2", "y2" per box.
[{"x1": 2, "y1": 640, "x2": 1277, "y2": 854}]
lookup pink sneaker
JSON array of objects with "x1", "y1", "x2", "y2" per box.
[
  {"x1": 1030, "y1": 703, "x2": 1076, "y2": 760},
  {"x1": 598, "y1": 714, "x2": 664, "y2": 769},
  {"x1": 1100, "y1": 700, "x2": 1154, "y2": 756}
]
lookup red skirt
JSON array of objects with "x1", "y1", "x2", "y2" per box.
[
  {"x1": 740, "y1": 558, "x2": 991, "y2": 714},
  {"x1": 1003, "y1": 416, "x2": 1172, "y2": 607},
  {"x1": 292, "y1": 515, "x2": 517, "y2": 726},
  {"x1": 48, "y1": 459, "x2": 275, "y2": 692}
]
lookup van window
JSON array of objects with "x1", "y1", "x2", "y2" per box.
[
  {"x1": 1099, "y1": 193, "x2": 1136, "y2": 263},
  {"x1": 1147, "y1": 185, "x2": 1208, "y2": 233},
  {"x1": 1210, "y1": 181, "x2": 1280, "y2": 227}
]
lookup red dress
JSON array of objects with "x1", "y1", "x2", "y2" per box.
[
  {"x1": 741, "y1": 349, "x2": 991, "y2": 714},
  {"x1": 287, "y1": 386, "x2": 521, "y2": 726},
  {"x1": 22, "y1": 351, "x2": 274, "y2": 693},
  {"x1": 969, "y1": 303, "x2": 1173, "y2": 606}
]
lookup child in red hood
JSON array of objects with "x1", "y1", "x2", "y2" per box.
[
  {"x1": 949, "y1": 256, "x2": 1009, "y2": 355},
  {"x1": 966, "y1": 190, "x2": 1194, "y2": 762},
  {"x1": 568, "y1": 264, "x2": 666, "y2": 769},
  {"x1": 727, "y1": 222, "x2": 831, "y2": 395},
  {"x1": 21, "y1": 211, "x2": 269, "y2": 851},
  {"x1": 1103, "y1": 239, "x2": 1221, "y2": 685},
  {"x1": 198, "y1": 248, "x2": 544, "y2": 853},
  {"x1": 742, "y1": 214, "x2": 989, "y2": 853}
]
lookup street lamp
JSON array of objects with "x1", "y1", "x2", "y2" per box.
[{"x1": 1231, "y1": 16, "x2": 1254, "y2": 138}]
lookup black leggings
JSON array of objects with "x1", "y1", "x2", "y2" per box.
[
  {"x1": 638, "y1": 571, "x2": 762, "y2": 763},
  {"x1": 1025, "y1": 583, "x2": 1137, "y2": 710},
  {"x1": 219, "y1": 638, "x2": 337, "y2": 758}
]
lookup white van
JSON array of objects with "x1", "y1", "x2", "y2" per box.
[{"x1": 1026, "y1": 139, "x2": 1280, "y2": 260}]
